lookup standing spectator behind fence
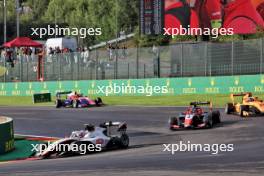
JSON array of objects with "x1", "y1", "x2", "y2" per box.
[
  {"x1": 47, "y1": 47, "x2": 54, "y2": 63},
  {"x1": 108, "y1": 44, "x2": 114, "y2": 61},
  {"x1": 22, "y1": 47, "x2": 32, "y2": 62},
  {"x1": 0, "y1": 49, "x2": 4, "y2": 62},
  {"x1": 62, "y1": 47, "x2": 70, "y2": 65},
  {"x1": 5, "y1": 48, "x2": 14, "y2": 67},
  {"x1": 121, "y1": 45, "x2": 127, "y2": 60},
  {"x1": 81, "y1": 47, "x2": 90, "y2": 66},
  {"x1": 74, "y1": 47, "x2": 82, "y2": 64}
]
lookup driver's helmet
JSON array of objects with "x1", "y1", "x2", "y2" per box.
[
  {"x1": 248, "y1": 97, "x2": 255, "y2": 102},
  {"x1": 192, "y1": 106, "x2": 202, "y2": 114},
  {"x1": 85, "y1": 124, "x2": 95, "y2": 132}
]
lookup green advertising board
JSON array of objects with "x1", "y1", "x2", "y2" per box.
[
  {"x1": 0, "y1": 117, "x2": 14, "y2": 154},
  {"x1": 33, "y1": 93, "x2": 52, "y2": 103},
  {"x1": 0, "y1": 75, "x2": 263, "y2": 96}
]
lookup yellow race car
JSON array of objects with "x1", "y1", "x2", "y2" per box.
[{"x1": 225, "y1": 92, "x2": 264, "y2": 117}]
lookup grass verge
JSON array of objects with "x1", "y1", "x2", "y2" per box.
[{"x1": 1, "y1": 94, "x2": 264, "y2": 107}]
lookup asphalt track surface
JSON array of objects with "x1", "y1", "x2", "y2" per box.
[{"x1": 0, "y1": 106, "x2": 264, "y2": 176}]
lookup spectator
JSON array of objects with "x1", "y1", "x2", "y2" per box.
[
  {"x1": 5, "y1": 48, "x2": 14, "y2": 67},
  {"x1": 108, "y1": 44, "x2": 114, "y2": 61},
  {"x1": 62, "y1": 47, "x2": 71, "y2": 65},
  {"x1": 47, "y1": 47, "x2": 54, "y2": 63},
  {"x1": 121, "y1": 45, "x2": 127, "y2": 60},
  {"x1": 81, "y1": 47, "x2": 90, "y2": 66}
]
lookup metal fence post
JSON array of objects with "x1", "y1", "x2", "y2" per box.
[
  {"x1": 96, "y1": 49, "x2": 98, "y2": 80},
  {"x1": 4, "y1": 56, "x2": 6, "y2": 82},
  {"x1": 144, "y1": 64, "x2": 146, "y2": 78},
  {"x1": 157, "y1": 47, "x2": 161, "y2": 78},
  {"x1": 20, "y1": 55, "x2": 23, "y2": 81},
  {"x1": 231, "y1": 41, "x2": 234, "y2": 75},
  {"x1": 115, "y1": 49, "x2": 118, "y2": 79},
  {"x1": 59, "y1": 55, "x2": 61, "y2": 81},
  {"x1": 71, "y1": 53, "x2": 74, "y2": 80},
  {"x1": 260, "y1": 38, "x2": 263, "y2": 74},
  {"x1": 26, "y1": 60, "x2": 28, "y2": 81},
  {"x1": 180, "y1": 44, "x2": 183, "y2": 77},
  {"x1": 207, "y1": 43, "x2": 212, "y2": 77},
  {"x1": 136, "y1": 45, "x2": 139, "y2": 79},
  {"x1": 77, "y1": 53, "x2": 80, "y2": 80},
  {"x1": 127, "y1": 63, "x2": 130, "y2": 79},
  {"x1": 204, "y1": 43, "x2": 207, "y2": 76}
]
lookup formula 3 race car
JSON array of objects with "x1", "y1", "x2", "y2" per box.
[
  {"x1": 36, "y1": 122, "x2": 129, "y2": 159},
  {"x1": 169, "y1": 102, "x2": 221, "y2": 130},
  {"x1": 55, "y1": 91, "x2": 103, "y2": 108},
  {"x1": 225, "y1": 92, "x2": 264, "y2": 117}
]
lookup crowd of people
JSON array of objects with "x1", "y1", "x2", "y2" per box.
[
  {"x1": 0, "y1": 43, "x2": 129, "y2": 70},
  {"x1": 46, "y1": 47, "x2": 91, "y2": 65},
  {"x1": 107, "y1": 44, "x2": 128, "y2": 61},
  {"x1": 0, "y1": 47, "x2": 42, "y2": 67}
]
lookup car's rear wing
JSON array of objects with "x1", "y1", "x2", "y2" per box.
[
  {"x1": 231, "y1": 92, "x2": 252, "y2": 97},
  {"x1": 190, "y1": 101, "x2": 211, "y2": 106},
  {"x1": 230, "y1": 92, "x2": 252, "y2": 103},
  {"x1": 98, "y1": 121, "x2": 127, "y2": 136},
  {"x1": 56, "y1": 91, "x2": 72, "y2": 97},
  {"x1": 190, "y1": 101, "x2": 213, "y2": 110}
]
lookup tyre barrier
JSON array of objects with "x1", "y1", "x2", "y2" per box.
[{"x1": 0, "y1": 116, "x2": 14, "y2": 154}]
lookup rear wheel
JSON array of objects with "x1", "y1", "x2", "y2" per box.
[
  {"x1": 206, "y1": 113, "x2": 213, "y2": 128},
  {"x1": 95, "y1": 97, "x2": 103, "y2": 106},
  {"x1": 55, "y1": 99, "x2": 62, "y2": 108},
  {"x1": 212, "y1": 110, "x2": 221, "y2": 124},
  {"x1": 225, "y1": 103, "x2": 233, "y2": 114},
  {"x1": 119, "y1": 134, "x2": 129, "y2": 149},
  {"x1": 240, "y1": 105, "x2": 245, "y2": 117}
]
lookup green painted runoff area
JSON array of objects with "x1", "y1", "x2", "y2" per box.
[{"x1": 0, "y1": 139, "x2": 44, "y2": 162}]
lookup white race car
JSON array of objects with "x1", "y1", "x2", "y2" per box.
[{"x1": 37, "y1": 122, "x2": 129, "y2": 159}]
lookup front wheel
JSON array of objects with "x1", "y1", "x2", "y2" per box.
[
  {"x1": 95, "y1": 97, "x2": 103, "y2": 106},
  {"x1": 213, "y1": 110, "x2": 221, "y2": 124},
  {"x1": 169, "y1": 117, "x2": 178, "y2": 130},
  {"x1": 72, "y1": 100, "x2": 79, "y2": 108}
]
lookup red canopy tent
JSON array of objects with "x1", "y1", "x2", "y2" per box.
[{"x1": 3, "y1": 37, "x2": 42, "y2": 48}]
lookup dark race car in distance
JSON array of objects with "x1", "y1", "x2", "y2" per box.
[
  {"x1": 169, "y1": 102, "x2": 221, "y2": 130},
  {"x1": 55, "y1": 91, "x2": 103, "y2": 108}
]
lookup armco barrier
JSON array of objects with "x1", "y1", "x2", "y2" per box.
[
  {"x1": 0, "y1": 117, "x2": 14, "y2": 154},
  {"x1": 0, "y1": 74, "x2": 264, "y2": 96}
]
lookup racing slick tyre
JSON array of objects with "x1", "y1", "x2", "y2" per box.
[
  {"x1": 55, "y1": 99, "x2": 62, "y2": 108},
  {"x1": 206, "y1": 113, "x2": 213, "y2": 128},
  {"x1": 95, "y1": 97, "x2": 103, "y2": 106},
  {"x1": 169, "y1": 117, "x2": 178, "y2": 130},
  {"x1": 119, "y1": 134, "x2": 129, "y2": 149},
  {"x1": 225, "y1": 103, "x2": 234, "y2": 114},
  {"x1": 212, "y1": 110, "x2": 221, "y2": 124},
  {"x1": 73, "y1": 100, "x2": 79, "y2": 108},
  {"x1": 240, "y1": 105, "x2": 248, "y2": 117}
]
